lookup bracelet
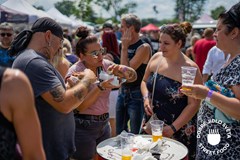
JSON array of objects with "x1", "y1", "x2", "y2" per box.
[
  {"x1": 143, "y1": 94, "x2": 149, "y2": 100},
  {"x1": 97, "y1": 82, "x2": 106, "y2": 91},
  {"x1": 170, "y1": 124, "x2": 177, "y2": 133},
  {"x1": 205, "y1": 89, "x2": 214, "y2": 102}
]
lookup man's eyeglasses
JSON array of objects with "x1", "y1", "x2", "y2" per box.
[
  {"x1": 85, "y1": 48, "x2": 106, "y2": 57},
  {"x1": 0, "y1": 33, "x2": 12, "y2": 37}
]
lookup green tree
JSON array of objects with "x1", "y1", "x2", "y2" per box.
[
  {"x1": 93, "y1": 0, "x2": 137, "y2": 22},
  {"x1": 78, "y1": 0, "x2": 97, "y2": 21},
  {"x1": 175, "y1": 0, "x2": 207, "y2": 22},
  {"x1": 55, "y1": 0, "x2": 80, "y2": 17},
  {"x1": 211, "y1": 6, "x2": 225, "y2": 20}
]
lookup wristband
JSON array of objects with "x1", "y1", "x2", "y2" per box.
[
  {"x1": 170, "y1": 124, "x2": 177, "y2": 133},
  {"x1": 97, "y1": 82, "x2": 106, "y2": 91},
  {"x1": 206, "y1": 90, "x2": 214, "y2": 102}
]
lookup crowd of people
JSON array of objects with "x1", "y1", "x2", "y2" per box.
[{"x1": 0, "y1": 1, "x2": 240, "y2": 160}]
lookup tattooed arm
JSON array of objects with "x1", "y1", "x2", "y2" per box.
[
  {"x1": 107, "y1": 64, "x2": 137, "y2": 82},
  {"x1": 41, "y1": 69, "x2": 96, "y2": 113}
]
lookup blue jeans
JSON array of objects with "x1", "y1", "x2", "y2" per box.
[
  {"x1": 116, "y1": 86, "x2": 144, "y2": 135},
  {"x1": 71, "y1": 115, "x2": 111, "y2": 160}
]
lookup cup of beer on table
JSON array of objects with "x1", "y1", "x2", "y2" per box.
[{"x1": 150, "y1": 120, "x2": 164, "y2": 142}]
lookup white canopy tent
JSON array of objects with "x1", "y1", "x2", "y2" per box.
[
  {"x1": 47, "y1": 7, "x2": 74, "y2": 26},
  {"x1": 2, "y1": 0, "x2": 52, "y2": 23},
  {"x1": 193, "y1": 14, "x2": 217, "y2": 29}
]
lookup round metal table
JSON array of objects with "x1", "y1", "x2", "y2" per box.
[{"x1": 97, "y1": 135, "x2": 188, "y2": 160}]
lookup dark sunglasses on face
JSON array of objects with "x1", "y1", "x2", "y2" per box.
[
  {"x1": 86, "y1": 48, "x2": 106, "y2": 57},
  {"x1": 0, "y1": 33, "x2": 12, "y2": 37}
]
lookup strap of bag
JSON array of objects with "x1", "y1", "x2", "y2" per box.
[{"x1": 150, "y1": 55, "x2": 162, "y2": 108}]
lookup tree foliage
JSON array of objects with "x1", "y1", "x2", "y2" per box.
[
  {"x1": 174, "y1": 0, "x2": 207, "y2": 22},
  {"x1": 93, "y1": 0, "x2": 137, "y2": 22},
  {"x1": 55, "y1": 0, "x2": 78, "y2": 17},
  {"x1": 211, "y1": 6, "x2": 225, "y2": 20}
]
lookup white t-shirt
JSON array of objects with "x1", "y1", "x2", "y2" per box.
[{"x1": 202, "y1": 46, "x2": 229, "y2": 76}]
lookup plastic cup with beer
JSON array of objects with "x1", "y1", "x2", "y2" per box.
[
  {"x1": 181, "y1": 66, "x2": 197, "y2": 91},
  {"x1": 121, "y1": 133, "x2": 134, "y2": 160},
  {"x1": 150, "y1": 120, "x2": 164, "y2": 142}
]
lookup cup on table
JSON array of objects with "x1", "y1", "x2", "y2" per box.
[
  {"x1": 120, "y1": 133, "x2": 134, "y2": 160},
  {"x1": 181, "y1": 66, "x2": 197, "y2": 91},
  {"x1": 150, "y1": 120, "x2": 164, "y2": 142}
]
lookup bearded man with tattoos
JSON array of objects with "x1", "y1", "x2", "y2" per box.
[{"x1": 9, "y1": 17, "x2": 96, "y2": 160}]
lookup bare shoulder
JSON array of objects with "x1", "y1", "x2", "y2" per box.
[
  {"x1": 4, "y1": 69, "x2": 30, "y2": 87},
  {"x1": 148, "y1": 52, "x2": 163, "y2": 70},
  {"x1": 183, "y1": 54, "x2": 199, "y2": 68}
]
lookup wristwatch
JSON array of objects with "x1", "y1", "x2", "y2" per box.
[
  {"x1": 97, "y1": 82, "x2": 106, "y2": 91},
  {"x1": 206, "y1": 90, "x2": 214, "y2": 102}
]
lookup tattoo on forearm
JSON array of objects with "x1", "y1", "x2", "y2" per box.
[
  {"x1": 50, "y1": 85, "x2": 65, "y2": 102},
  {"x1": 73, "y1": 88, "x2": 85, "y2": 101},
  {"x1": 73, "y1": 79, "x2": 92, "y2": 100},
  {"x1": 126, "y1": 70, "x2": 137, "y2": 82}
]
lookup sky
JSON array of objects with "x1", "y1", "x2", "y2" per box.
[{"x1": 31, "y1": 0, "x2": 240, "y2": 20}]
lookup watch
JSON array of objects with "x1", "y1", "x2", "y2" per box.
[
  {"x1": 97, "y1": 82, "x2": 106, "y2": 91},
  {"x1": 206, "y1": 90, "x2": 214, "y2": 102}
]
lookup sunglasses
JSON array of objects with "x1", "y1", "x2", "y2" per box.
[
  {"x1": 0, "y1": 33, "x2": 12, "y2": 37},
  {"x1": 85, "y1": 48, "x2": 106, "y2": 57},
  {"x1": 159, "y1": 24, "x2": 175, "y2": 32}
]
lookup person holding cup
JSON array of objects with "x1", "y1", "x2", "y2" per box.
[
  {"x1": 65, "y1": 26, "x2": 137, "y2": 160},
  {"x1": 180, "y1": 2, "x2": 240, "y2": 159},
  {"x1": 141, "y1": 21, "x2": 202, "y2": 159}
]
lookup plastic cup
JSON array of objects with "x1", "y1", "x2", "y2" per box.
[
  {"x1": 150, "y1": 120, "x2": 164, "y2": 142},
  {"x1": 181, "y1": 66, "x2": 197, "y2": 91},
  {"x1": 121, "y1": 133, "x2": 134, "y2": 160}
]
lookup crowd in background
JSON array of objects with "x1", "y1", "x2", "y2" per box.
[{"x1": 0, "y1": 1, "x2": 240, "y2": 160}]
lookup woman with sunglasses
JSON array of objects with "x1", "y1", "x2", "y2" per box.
[
  {"x1": 141, "y1": 22, "x2": 202, "y2": 159},
  {"x1": 65, "y1": 26, "x2": 137, "y2": 160},
  {"x1": 181, "y1": 2, "x2": 240, "y2": 159}
]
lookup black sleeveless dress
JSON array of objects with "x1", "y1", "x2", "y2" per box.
[
  {"x1": 0, "y1": 67, "x2": 18, "y2": 160},
  {"x1": 147, "y1": 73, "x2": 197, "y2": 159}
]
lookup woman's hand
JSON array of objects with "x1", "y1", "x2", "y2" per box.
[
  {"x1": 163, "y1": 125, "x2": 175, "y2": 138},
  {"x1": 144, "y1": 98, "x2": 153, "y2": 116},
  {"x1": 100, "y1": 78, "x2": 119, "y2": 89},
  {"x1": 180, "y1": 84, "x2": 209, "y2": 100}
]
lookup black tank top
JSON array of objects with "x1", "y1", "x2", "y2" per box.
[
  {"x1": 0, "y1": 67, "x2": 18, "y2": 160},
  {"x1": 123, "y1": 39, "x2": 147, "y2": 87}
]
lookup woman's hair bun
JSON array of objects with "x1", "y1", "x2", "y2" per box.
[
  {"x1": 76, "y1": 26, "x2": 90, "y2": 39},
  {"x1": 180, "y1": 21, "x2": 192, "y2": 34}
]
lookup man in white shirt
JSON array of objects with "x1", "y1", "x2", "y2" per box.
[{"x1": 202, "y1": 46, "x2": 229, "y2": 83}]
